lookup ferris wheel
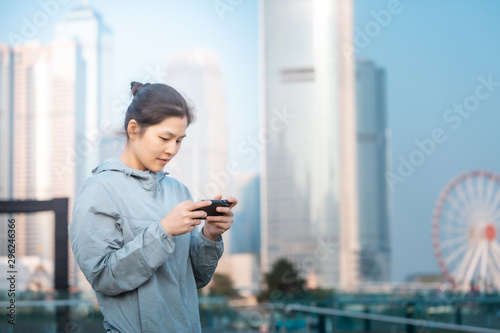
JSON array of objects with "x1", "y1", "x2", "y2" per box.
[{"x1": 432, "y1": 170, "x2": 500, "y2": 292}]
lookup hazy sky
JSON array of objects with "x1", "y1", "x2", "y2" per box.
[
  {"x1": 355, "y1": 0, "x2": 500, "y2": 281},
  {"x1": 2, "y1": 0, "x2": 500, "y2": 282}
]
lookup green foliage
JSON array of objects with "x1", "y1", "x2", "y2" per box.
[
  {"x1": 209, "y1": 273, "x2": 240, "y2": 299},
  {"x1": 256, "y1": 258, "x2": 335, "y2": 303},
  {"x1": 265, "y1": 258, "x2": 305, "y2": 293},
  {"x1": 257, "y1": 258, "x2": 305, "y2": 302}
]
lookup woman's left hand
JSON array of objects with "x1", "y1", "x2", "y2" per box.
[{"x1": 202, "y1": 195, "x2": 238, "y2": 241}]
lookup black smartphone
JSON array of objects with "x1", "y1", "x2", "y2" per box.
[{"x1": 193, "y1": 199, "x2": 231, "y2": 219}]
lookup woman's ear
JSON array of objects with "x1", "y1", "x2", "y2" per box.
[{"x1": 127, "y1": 119, "x2": 141, "y2": 140}]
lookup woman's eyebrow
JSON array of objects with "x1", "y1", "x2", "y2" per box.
[{"x1": 160, "y1": 130, "x2": 186, "y2": 138}]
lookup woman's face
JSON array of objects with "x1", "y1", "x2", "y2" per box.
[{"x1": 129, "y1": 116, "x2": 188, "y2": 172}]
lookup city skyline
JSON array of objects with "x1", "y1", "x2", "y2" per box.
[{"x1": 2, "y1": 0, "x2": 500, "y2": 283}]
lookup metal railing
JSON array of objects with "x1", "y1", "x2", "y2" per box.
[
  {"x1": 2, "y1": 295, "x2": 500, "y2": 332},
  {"x1": 271, "y1": 303, "x2": 500, "y2": 333}
]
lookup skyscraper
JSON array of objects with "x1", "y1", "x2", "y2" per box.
[
  {"x1": 261, "y1": 0, "x2": 359, "y2": 290},
  {"x1": 0, "y1": 4, "x2": 112, "y2": 290},
  {"x1": 11, "y1": 41, "x2": 46, "y2": 258},
  {"x1": 226, "y1": 172, "x2": 261, "y2": 297},
  {"x1": 231, "y1": 172, "x2": 260, "y2": 255},
  {"x1": 0, "y1": 43, "x2": 12, "y2": 201},
  {"x1": 0, "y1": 43, "x2": 13, "y2": 257},
  {"x1": 7, "y1": 39, "x2": 83, "y2": 262},
  {"x1": 54, "y1": 4, "x2": 113, "y2": 189},
  {"x1": 49, "y1": 38, "x2": 83, "y2": 199},
  {"x1": 164, "y1": 49, "x2": 229, "y2": 202},
  {"x1": 53, "y1": 4, "x2": 112, "y2": 291},
  {"x1": 356, "y1": 59, "x2": 391, "y2": 282}
]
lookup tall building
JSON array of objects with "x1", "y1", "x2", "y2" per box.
[
  {"x1": 0, "y1": 43, "x2": 13, "y2": 257},
  {"x1": 53, "y1": 4, "x2": 112, "y2": 291},
  {"x1": 164, "y1": 49, "x2": 229, "y2": 202},
  {"x1": 7, "y1": 39, "x2": 82, "y2": 262},
  {"x1": 355, "y1": 59, "x2": 391, "y2": 282},
  {"x1": 225, "y1": 172, "x2": 261, "y2": 297},
  {"x1": 11, "y1": 41, "x2": 46, "y2": 258},
  {"x1": 54, "y1": 4, "x2": 113, "y2": 189},
  {"x1": 0, "y1": 4, "x2": 111, "y2": 290},
  {"x1": 49, "y1": 38, "x2": 84, "y2": 199},
  {"x1": 260, "y1": 0, "x2": 359, "y2": 290},
  {"x1": 0, "y1": 43, "x2": 12, "y2": 201},
  {"x1": 231, "y1": 172, "x2": 261, "y2": 255}
]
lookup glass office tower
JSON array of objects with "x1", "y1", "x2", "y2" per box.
[
  {"x1": 260, "y1": 0, "x2": 359, "y2": 290},
  {"x1": 356, "y1": 59, "x2": 391, "y2": 283}
]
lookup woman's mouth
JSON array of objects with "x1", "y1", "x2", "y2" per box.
[{"x1": 159, "y1": 158, "x2": 169, "y2": 165}]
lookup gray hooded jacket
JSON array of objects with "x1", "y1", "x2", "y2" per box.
[{"x1": 69, "y1": 158, "x2": 223, "y2": 332}]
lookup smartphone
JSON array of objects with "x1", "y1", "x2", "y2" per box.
[{"x1": 193, "y1": 199, "x2": 231, "y2": 219}]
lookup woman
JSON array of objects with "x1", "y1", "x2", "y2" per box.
[{"x1": 69, "y1": 82, "x2": 237, "y2": 332}]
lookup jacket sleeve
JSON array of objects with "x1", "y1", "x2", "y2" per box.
[
  {"x1": 69, "y1": 181, "x2": 176, "y2": 296},
  {"x1": 189, "y1": 227, "x2": 224, "y2": 288}
]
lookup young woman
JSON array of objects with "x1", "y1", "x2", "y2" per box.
[{"x1": 69, "y1": 82, "x2": 237, "y2": 333}]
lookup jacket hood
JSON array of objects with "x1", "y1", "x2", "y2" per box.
[{"x1": 92, "y1": 158, "x2": 168, "y2": 193}]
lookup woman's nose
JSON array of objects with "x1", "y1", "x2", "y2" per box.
[{"x1": 164, "y1": 141, "x2": 177, "y2": 154}]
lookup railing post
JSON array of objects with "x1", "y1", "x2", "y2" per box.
[
  {"x1": 364, "y1": 304, "x2": 371, "y2": 332},
  {"x1": 455, "y1": 302, "x2": 462, "y2": 325},
  {"x1": 318, "y1": 312, "x2": 326, "y2": 333},
  {"x1": 406, "y1": 302, "x2": 415, "y2": 333},
  {"x1": 56, "y1": 290, "x2": 70, "y2": 333},
  {"x1": 317, "y1": 302, "x2": 326, "y2": 333}
]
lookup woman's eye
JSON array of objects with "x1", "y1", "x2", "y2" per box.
[
  {"x1": 176, "y1": 140, "x2": 182, "y2": 144},
  {"x1": 160, "y1": 137, "x2": 169, "y2": 141}
]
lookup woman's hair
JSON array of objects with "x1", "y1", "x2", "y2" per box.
[{"x1": 123, "y1": 81, "x2": 195, "y2": 138}]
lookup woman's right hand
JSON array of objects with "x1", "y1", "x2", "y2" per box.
[{"x1": 160, "y1": 200, "x2": 211, "y2": 236}]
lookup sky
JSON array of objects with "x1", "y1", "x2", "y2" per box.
[
  {"x1": 2, "y1": 0, "x2": 500, "y2": 282},
  {"x1": 354, "y1": 0, "x2": 500, "y2": 281}
]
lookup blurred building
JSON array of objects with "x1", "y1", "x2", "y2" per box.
[
  {"x1": 224, "y1": 172, "x2": 261, "y2": 297},
  {"x1": 48, "y1": 38, "x2": 84, "y2": 200},
  {"x1": 0, "y1": 44, "x2": 13, "y2": 257},
  {"x1": 0, "y1": 4, "x2": 112, "y2": 291},
  {"x1": 164, "y1": 49, "x2": 238, "y2": 287},
  {"x1": 54, "y1": 4, "x2": 113, "y2": 190},
  {"x1": 355, "y1": 59, "x2": 391, "y2": 283},
  {"x1": 230, "y1": 172, "x2": 260, "y2": 255},
  {"x1": 164, "y1": 49, "x2": 229, "y2": 202},
  {"x1": 1, "y1": 38, "x2": 81, "y2": 267},
  {"x1": 53, "y1": 4, "x2": 112, "y2": 291},
  {"x1": 260, "y1": 0, "x2": 359, "y2": 290},
  {"x1": 212, "y1": 253, "x2": 261, "y2": 298},
  {"x1": 0, "y1": 43, "x2": 13, "y2": 201},
  {"x1": 10, "y1": 41, "x2": 52, "y2": 258}
]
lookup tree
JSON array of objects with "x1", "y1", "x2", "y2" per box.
[
  {"x1": 208, "y1": 273, "x2": 240, "y2": 298},
  {"x1": 258, "y1": 258, "x2": 305, "y2": 302}
]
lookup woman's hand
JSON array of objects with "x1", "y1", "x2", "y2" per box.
[
  {"x1": 160, "y1": 200, "x2": 211, "y2": 236},
  {"x1": 202, "y1": 195, "x2": 238, "y2": 241}
]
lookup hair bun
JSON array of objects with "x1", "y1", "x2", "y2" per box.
[{"x1": 130, "y1": 81, "x2": 151, "y2": 97}]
